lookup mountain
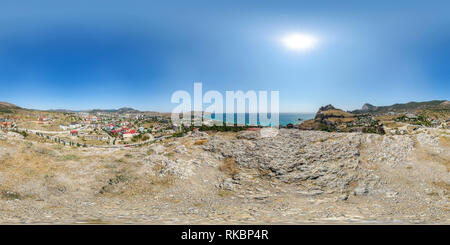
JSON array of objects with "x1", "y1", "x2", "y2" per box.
[
  {"x1": 117, "y1": 107, "x2": 141, "y2": 114},
  {"x1": 352, "y1": 100, "x2": 449, "y2": 114},
  {"x1": 314, "y1": 104, "x2": 354, "y2": 120},
  {"x1": 87, "y1": 107, "x2": 141, "y2": 114},
  {"x1": 361, "y1": 103, "x2": 378, "y2": 112},
  {"x1": 0, "y1": 102, "x2": 21, "y2": 113},
  {"x1": 46, "y1": 109, "x2": 74, "y2": 113}
]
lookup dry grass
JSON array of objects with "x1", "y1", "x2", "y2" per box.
[
  {"x1": 76, "y1": 218, "x2": 111, "y2": 224},
  {"x1": 218, "y1": 157, "x2": 240, "y2": 176},
  {"x1": 148, "y1": 175, "x2": 174, "y2": 186},
  {"x1": 217, "y1": 189, "x2": 233, "y2": 197},
  {"x1": 300, "y1": 119, "x2": 315, "y2": 128},
  {"x1": 439, "y1": 136, "x2": 450, "y2": 148},
  {"x1": 0, "y1": 140, "x2": 109, "y2": 199},
  {"x1": 59, "y1": 154, "x2": 80, "y2": 161},
  {"x1": 345, "y1": 180, "x2": 359, "y2": 194},
  {"x1": 194, "y1": 139, "x2": 208, "y2": 145},
  {"x1": 0, "y1": 144, "x2": 67, "y2": 197},
  {"x1": 375, "y1": 115, "x2": 398, "y2": 121},
  {"x1": 382, "y1": 121, "x2": 404, "y2": 128},
  {"x1": 315, "y1": 136, "x2": 343, "y2": 143},
  {"x1": 258, "y1": 168, "x2": 272, "y2": 178},
  {"x1": 414, "y1": 147, "x2": 450, "y2": 172},
  {"x1": 315, "y1": 138, "x2": 327, "y2": 143},
  {"x1": 152, "y1": 163, "x2": 165, "y2": 173},
  {"x1": 327, "y1": 117, "x2": 357, "y2": 123},
  {"x1": 98, "y1": 162, "x2": 175, "y2": 197},
  {"x1": 0, "y1": 190, "x2": 24, "y2": 200},
  {"x1": 432, "y1": 181, "x2": 450, "y2": 196},
  {"x1": 321, "y1": 110, "x2": 354, "y2": 118},
  {"x1": 115, "y1": 157, "x2": 127, "y2": 163},
  {"x1": 104, "y1": 163, "x2": 118, "y2": 169},
  {"x1": 118, "y1": 174, "x2": 175, "y2": 197}
]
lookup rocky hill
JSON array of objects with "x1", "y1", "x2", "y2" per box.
[
  {"x1": 352, "y1": 100, "x2": 449, "y2": 114},
  {"x1": 300, "y1": 100, "x2": 450, "y2": 134},
  {"x1": 361, "y1": 103, "x2": 378, "y2": 112},
  {"x1": 0, "y1": 126, "x2": 448, "y2": 224},
  {"x1": 300, "y1": 104, "x2": 385, "y2": 134},
  {"x1": 0, "y1": 102, "x2": 21, "y2": 113}
]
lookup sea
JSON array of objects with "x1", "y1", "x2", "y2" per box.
[{"x1": 203, "y1": 113, "x2": 315, "y2": 126}]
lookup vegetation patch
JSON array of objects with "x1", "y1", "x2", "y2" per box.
[
  {"x1": 116, "y1": 157, "x2": 127, "y2": 163},
  {"x1": 104, "y1": 163, "x2": 118, "y2": 169},
  {"x1": 1, "y1": 190, "x2": 23, "y2": 200},
  {"x1": 194, "y1": 139, "x2": 208, "y2": 145},
  {"x1": 219, "y1": 157, "x2": 240, "y2": 176},
  {"x1": 148, "y1": 175, "x2": 174, "y2": 186},
  {"x1": 59, "y1": 154, "x2": 80, "y2": 161},
  {"x1": 76, "y1": 219, "x2": 111, "y2": 224},
  {"x1": 217, "y1": 189, "x2": 233, "y2": 197},
  {"x1": 395, "y1": 114, "x2": 431, "y2": 126}
]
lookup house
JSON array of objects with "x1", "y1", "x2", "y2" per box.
[
  {"x1": 88, "y1": 123, "x2": 99, "y2": 129},
  {"x1": 70, "y1": 130, "x2": 79, "y2": 136},
  {"x1": 69, "y1": 123, "x2": 81, "y2": 129},
  {"x1": 110, "y1": 129, "x2": 123, "y2": 136},
  {"x1": 0, "y1": 122, "x2": 13, "y2": 128},
  {"x1": 84, "y1": 134, "x2": 109, "y2": 141},
  {"x1": 163, "y1": 129, "x2": 175, "y2": 134},
  {"x1": 123, "y1": 130, "x2": 137, "y2": 139},
  {"x1": 105, "y1": 124, "x2": 115, "y2": 130}
]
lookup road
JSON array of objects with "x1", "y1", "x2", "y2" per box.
[{"x1": 9, "y1": 127, "x2": 171, "y2": 149}]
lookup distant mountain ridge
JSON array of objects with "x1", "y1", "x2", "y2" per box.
[
  {"x1": 352, "y1": 100, "x2": 449, "y2": 114},
  {"x1": 2, "y1": 100, "x2": 449, "y2": 115},
  {"x1": 0, "y1": 103, "x2": 158, "y2": 114},
  {"x1": 88, "y1": 107, "x2": 141, "y2": 114}
]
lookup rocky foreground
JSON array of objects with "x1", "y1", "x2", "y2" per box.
[{"x1": 0, "y1": 128, "x2": 448, "y2": 224}]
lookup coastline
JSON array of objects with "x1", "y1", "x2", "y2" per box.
[{"x1": 202, "y1": 113, "x2": 315, "y2": 127}]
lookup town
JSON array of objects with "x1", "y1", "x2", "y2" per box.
[
  {"x1": 1, "y1": 100, "x2": 449, "y2": 149},
  {"x1": 0, "y1": 106, "x2": 178, "y2": 147}
]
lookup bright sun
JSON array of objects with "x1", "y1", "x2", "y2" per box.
[{"x1": 281, "y1": 33, "x2": 318, "y2": 51}]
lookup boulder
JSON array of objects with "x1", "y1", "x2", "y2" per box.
[
  {"x1": 260, "y1": 127, "x2": 279, "y2": 138},
  {"x1": 236, "y1": 131, "x2": 259, "y2": 140},
  {"x1": 174, "y1": 145, "x2": 187, "y2": 154}
]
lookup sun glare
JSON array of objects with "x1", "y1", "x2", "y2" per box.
[{"x1": 281, "y1": 33, "x2": 318, "y2": 51}]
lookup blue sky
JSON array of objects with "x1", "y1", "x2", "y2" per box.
[{"x1": 0, "y1": 0, "x2": 449, "y2": 112}]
